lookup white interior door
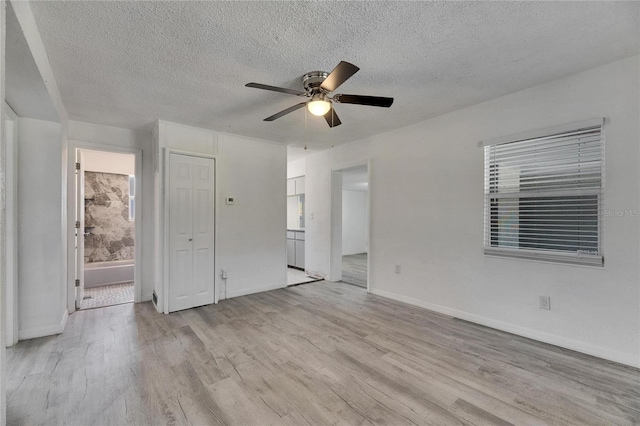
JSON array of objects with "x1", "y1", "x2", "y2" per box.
[
  {"x1": 191, "y1": 156, "x2": 215, "y2": 307},
  {"x1": 168, "y1": 153, "x2": 214, "y2": 312},
  {"x1": 75, "y1": 150, "x2": 85, "y2": 309}
]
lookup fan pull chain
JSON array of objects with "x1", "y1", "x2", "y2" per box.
[
  {"x1": 331, "y1": 108, "x2": 335, "y2": 148},
  {"x1": 304, "y1": 107, "x2": 308, "y2": 150}
]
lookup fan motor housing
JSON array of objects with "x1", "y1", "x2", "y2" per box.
[{"x1": 303, "y1": 71, "x2": 329, "y2": 93}]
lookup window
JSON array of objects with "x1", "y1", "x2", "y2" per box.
[
  {"x1": 128, "y1": 175, "x2": 135, "y2": 221},
  {"x1": 483, "y1": 119, "x2": 604, "y2": 266}
]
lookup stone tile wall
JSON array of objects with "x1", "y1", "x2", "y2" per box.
[{"x1": 84, "y1": 171, "x2": 135, "y2": 263}]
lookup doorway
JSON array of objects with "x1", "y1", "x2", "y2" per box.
[
  {"x1": 329, "y1": 163, "x2": 370, "y2": 290},
  {"x1": 75, "y1": 149, "x2": 137, "y2": 310},
  {"x1": 339, "y1": 166, "x2": 369, "y2": 288}
]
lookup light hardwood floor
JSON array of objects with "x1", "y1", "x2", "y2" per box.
[
  {"x1": 7, "y1": 281, "x2": 640, "y2": 425},
  {"x1": 342, "y1": 253, "x2": 367, "y2": 288}
]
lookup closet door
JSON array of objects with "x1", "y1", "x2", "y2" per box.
[
  {"x1": 168, "y1": 153, "x2": 215, "y2": 312},
  {"x1": 191, "y1": 156, "x2": 215, "y2": 308}
]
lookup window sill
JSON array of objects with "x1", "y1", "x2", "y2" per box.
[{"x1": 484, "y1": 248, "x2": 604, "y2": 267}]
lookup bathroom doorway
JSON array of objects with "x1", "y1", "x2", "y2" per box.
[{"x1": 75, "y1": 149, "x2": 137, "y2": 310}]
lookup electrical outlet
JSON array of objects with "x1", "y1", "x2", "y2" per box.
[
  {"x1": 310, "y1": 212, "x2": 314, "y2": 219},
  {"x1": 221, "y1": 269, "x2": 228, "y2": 279},
  {"x1": 395, "y1": 264, "x2": 401, "y2": 274},
  {"x1": 539, "y1": 296, "x2": 551, "y2": 310}
]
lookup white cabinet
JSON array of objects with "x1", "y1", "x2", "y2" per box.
[
  {"x1": 287, "y1": 176, "x2": 305, "y2": 196},
  {"x1": 287, "y1": 239, "x2": 296, "y2": 266},
  {"x1": 294, "y1": 176, "x2": 305, "y2": 194},
  {"x1": 286, "y1": 179, "x2": 296, "y2": 196},
  {"x1": 295, "y1": 239, "x2": 305, "y2": 268},
  {"x1": 287, "y1": 231, "x2": 305, "y2": 269}
]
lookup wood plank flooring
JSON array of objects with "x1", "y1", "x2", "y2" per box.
[
  {"x1": 7, "y1": 281, "x2": 640, "y2": 425},
  {"x1": 342, "y1": 253, "x2": 367, "y2": 288}
]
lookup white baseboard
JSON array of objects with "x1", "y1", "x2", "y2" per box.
[
  {"x1": 371, "y1": 288, "x2": 639, "y2": 368},
  {"x1": 19, "y1": 309, "x2": 68, "y2": 340},
  {"x1": 225, "y1": 283, "x2": 286, "y2": 299}
]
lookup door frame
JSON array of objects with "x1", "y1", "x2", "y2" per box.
[
  {"x1": 66, "y1": 142, "x2": 142, "y2": 313},
  {"x1": 75, "y1": 150, "x2": 86, "y2": 310},
  {"x1": 329, "y1": 160, "x2": 372, "y2": 292},
  {"x1": 3, "y1": 104, "x2": 19, "y2": 346},
  {"x1": 163, "y1": 149, "x2": 216, "y2": 314}
]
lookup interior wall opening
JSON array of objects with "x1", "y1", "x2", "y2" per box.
[
  {"x1": 339, "y1": 165, "x2": 369, "y2": 288},
  {"x1": 286, "y1": 173, "x2": 319, "y2": 286}
]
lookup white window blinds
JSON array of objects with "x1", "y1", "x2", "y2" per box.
[{"x1": 484, "y1": 120, "x2": 604, "y2": 266}]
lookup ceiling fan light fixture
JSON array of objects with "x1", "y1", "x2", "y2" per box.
[{"x1": 307, "y1": 94, "x2": 331, "y2": 116}]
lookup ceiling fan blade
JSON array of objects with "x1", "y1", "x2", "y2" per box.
[
  {"x1": 320, "y1": 61, "x2": 360, "y2": 93},
  {"x1": 333, "y1": 94, "x2": 394, "y2": 108},
  {"x1": 246, "y1": 82, "x2": 306, "y2": 97},
  {"x1": 264, "y1": 102, "x2": 307, "y2": 121},
  {"x1": 323, "y1": 107, "x2": 342, "y2": 128}
]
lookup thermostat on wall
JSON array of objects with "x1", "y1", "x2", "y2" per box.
[{"x1": 225, "y1": 197, "x2": 235, "y2": 205}]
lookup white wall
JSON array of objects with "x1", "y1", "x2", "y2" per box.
[
  {"x1": 83, "y1": 149, "x2": 135, "y2": 175},
  {"x1": 67, "y1": 120, "x2": 153, "y2": 305},
  {"x1": 153, "y1": 121, "x2": 287, "y2": 307},
  {"x1": 342, "y1": 189, "x2": 368, "y2": 255},
  {"x1": 217, "y1": 133, "x2": 287, "y2": 298},
  {"x1": 287, "y1": 157, "x2": 305, "y2": 179},
  {"x1": 305, "y1": 56, "x2": 640, "y2": 367},
  {"x1": 17, "y1": 118, "x2": 68, "y2": 339}
]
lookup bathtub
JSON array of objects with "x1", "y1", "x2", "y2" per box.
[{"x1": 84, "y1": 259, "x2": 134, "y2": 288}]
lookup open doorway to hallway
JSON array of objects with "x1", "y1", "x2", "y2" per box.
[
  {"x1": 340, "y1": 165, "x2": 369, "y2": 288},
  {"x1": 76, "y1": 149, "x2": 136, "y2": 309}
]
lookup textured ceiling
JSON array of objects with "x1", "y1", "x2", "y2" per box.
[{"x1": 28, "y1": 1, "x2": 639, "y2": 151}]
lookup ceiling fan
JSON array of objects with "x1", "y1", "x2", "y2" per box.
[{"x1": 245, "y1": 61, "x2": 394, "y2": 128}]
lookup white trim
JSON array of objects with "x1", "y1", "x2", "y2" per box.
[
  {"x1": 226, "y1": 283, "x2": 286, "y2": 299},
  {"x1": 164, "y1": 149, "x2": 216, "y2": 160},
  {"x1": 1, "y1": 7, "x2": 6, "y2": 422},
  {"x1": 366, "y1": 161, "x2": 372, "y2": 293},
  {"x1": 371, "y1": 288, "x2": 639, "y2": 368},
  {"x1": 3, "y1": 106, "x2": 19, "y2": 347},
  {"x1": 481, "y1": 117, "x2": 604, "y2": 147},
  {"x1": 329, "y1": 170, "x2": 342, "y2": 282},
  {"x1": 19, "y1": 309, "x2": 68, "y2": 341}
]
